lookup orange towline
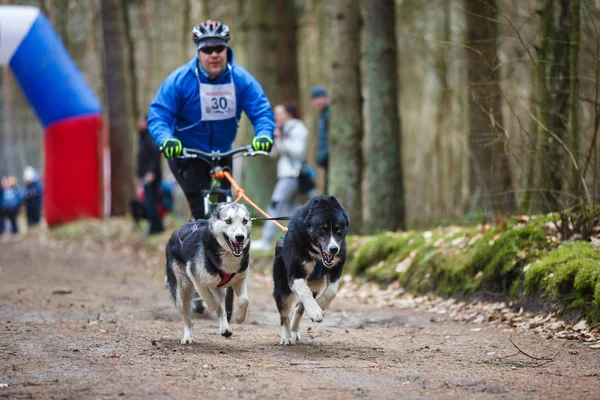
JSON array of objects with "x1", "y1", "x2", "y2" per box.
[{"x1": 212, "y1": 170, "x2": 288, "y2": 233}]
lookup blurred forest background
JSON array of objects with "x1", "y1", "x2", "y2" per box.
[{"x1": 1, "y1": 0, "x2": 600, "y2": 233}]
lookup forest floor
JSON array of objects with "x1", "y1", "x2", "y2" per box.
[{"x1": 1, "y1": 227, "x2": 599, "y2": 399}]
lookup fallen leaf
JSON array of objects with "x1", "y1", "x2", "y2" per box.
[
  {"x1": 573, "y1": 320, "x2": 588, "y2": 332},
  {"x1": 52, "y1": 288, "x2": 72, "y2": 295}
]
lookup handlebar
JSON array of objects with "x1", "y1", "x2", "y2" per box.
[{"x1": 160, "y1": 145, "x2": 269, "y2": 160}]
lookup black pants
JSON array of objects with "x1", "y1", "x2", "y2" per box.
[
  {"x1": 5, "y1": 208, "x2": 19, "y2": 234},
  {"x1": 168, "y1": 157, "x2": 232, "y2": 220},
  {"x1": 130, "y1": 198, "x2": 146, "y2": 224},
  {"x1": 25, "y1": 201, "x2": 41, "y2": 226},
  {"x1": 0, "y1": 207, "x2": 5, "y2": 235},
  {"x1": 144, "y1": 181, "x2": 164, "y2": 234}
]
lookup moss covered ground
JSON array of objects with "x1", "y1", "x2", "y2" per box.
[{"x1": 347, "y1": 214, "x2": 600, "y2": 326}]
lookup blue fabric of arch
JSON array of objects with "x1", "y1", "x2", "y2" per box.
[{"x1": 9, "y1": 13, "x2": 101, "y2": 128}]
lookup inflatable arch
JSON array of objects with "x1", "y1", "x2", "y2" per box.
[{"x1": 0, "y1": 5, "x2": 102, "y2": 226}]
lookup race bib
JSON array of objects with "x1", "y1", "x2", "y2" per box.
[{"x1": 199, "y1": 81, "x2": 236, "y2": 121}]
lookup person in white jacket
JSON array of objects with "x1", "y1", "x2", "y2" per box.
[{"x1": 252, "y1": 103, "x2": 309, "y2": 251}]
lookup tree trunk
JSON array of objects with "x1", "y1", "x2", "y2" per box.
[
  {"x1": 101, "y1": 0, "x2": 136, "y2": 216},
  {"x1": 364, "y1": 0, "x2": 404, "y2": 232},
  {"x1": 543, "y1": 0, "x2": 570, "y2": 211},
  {"x1": 328, "y1": 0, "x2": 363, "y2": 233},
  {"x1": 465, "y1": 0, "x2": 515, "y2": 215},
  {"x1": 238, "y1": 0, "x2": 277, "y2": 209},
  {"x1": 296, "y1": 0, "x2": 332, "y2": 191},
  {"x1": 1, "y1": 67, "x2": 16, "y2": 176},
  {"x1": 568, "y1": 0, "x2": 582, "y2": 203},
  {"x1": 435, "y1": 2, "x2": 453, "y2": 219},
  {"x1": 122, "y1": 0, "x2": 140, "y2": 119},
  {"x1": 521, "y1": 0, "x2": 553, "y2": 213},
  {"x1": 274, "y1": 1, "x2": 300, "y2": 105}
]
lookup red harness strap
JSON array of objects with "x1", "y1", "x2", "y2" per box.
[{"x1": 217, "y1": 272, "x2": 235, "y2": 287}]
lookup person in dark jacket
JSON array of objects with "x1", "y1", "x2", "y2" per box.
[
  {"x1": 23, "y1": 166, "x2": 43, "y2": 227},
  {"x1": 311, "y1": 85, "x2": 330, "y2": 194},
  {"x1": 133, "y1": 115, "x2": 164, "y2": 237}
]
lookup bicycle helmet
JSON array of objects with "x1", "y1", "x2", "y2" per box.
[{"x1": 192, "y1": 20, "x2": 230, "y2": 50}]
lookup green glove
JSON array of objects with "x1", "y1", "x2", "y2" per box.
[
  {"x1": 252, "y1": 135, "x2": 273, "y2": 153},
  {"x1": 162, "y1": 138, "x2": 183, "y2": 158}
]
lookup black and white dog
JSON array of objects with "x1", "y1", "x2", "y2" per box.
[
  {"x1": 272, "y1": 195, "x2": 349, "y2": 345},
  {"x1": 165, "y1": 202, "x2": 252, "y2": 344}
]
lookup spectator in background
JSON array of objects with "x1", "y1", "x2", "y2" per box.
[
  {"x1": 133, "y1": 115, "x2": 164, "y2": 238},
  {"x1": 252, "y1": 103, "x2": 309, "y2": 251},
  {"x1": 311, "y1": 85, "x2": 330, "y2": 195},
  {"x1": 0, "y1": 176, "x2": 5, "y2": 236},
  {"x1": 3, "y1": 176, "x2": 23, "y2": 234},
  {"x1": 23, "y1": 166, "x2": 43, "y2": 227}
]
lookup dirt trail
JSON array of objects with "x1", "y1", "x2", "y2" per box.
[{"x1": 1, "y1": 235, "x2": 599, "y2": 399}]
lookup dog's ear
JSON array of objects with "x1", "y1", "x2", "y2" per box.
[
  {"x1": 213, "y1": 202, "x2": 226, "y2": 220},
  {"x1": 241, "y1": 204, "x2": 251, "y2": 219},
  {"x1": 303, "y1": 196, "x2": 322, "y2": 225},
  {"x1": 329, "y1": 196, "x2": 349, "y2": 226}
]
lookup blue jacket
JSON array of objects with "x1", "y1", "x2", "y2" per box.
[
  {"x1": 3, "y1": 186, "x2": 23, "y2": 209},
  {"x1": 148, "y1": 48, "x2": 275, "y2": 152}
]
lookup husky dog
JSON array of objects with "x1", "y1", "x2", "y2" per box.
[
  {"x1": 165, "y1": 202, "x2": 252, "y2": 344},
  {"x1": 272, "y1": 195, "x2": 349, "y2": 345}
]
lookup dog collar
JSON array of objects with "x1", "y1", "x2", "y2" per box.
[{"x1": 217, "y1": 272, "x2": 236, "y2": 287}]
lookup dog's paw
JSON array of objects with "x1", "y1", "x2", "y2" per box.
[
  {"x1": 220, "y1": 327, "x2": 233, "y2": 338},
  {"x1": 181, "y1": 328, "x2": 193, "y2": 344},
  {"x1": 279, "y1": 336, "x2": 294, "y2": 346},
  {"x1": 181, "y1": 326, "x2": 193, "y2": 344},
  {"x1": 291, "y1": 331, "x2": 301, "y2": 342},
  {"x1": 305, "y1": 304, "x2": 324, "y2": 323},
  {"x1": 181, "y1": 337, "x2": 193, "y2": 345},
  {"x1": 235, "y1": 297, "x2": 249, "y2": 324}
]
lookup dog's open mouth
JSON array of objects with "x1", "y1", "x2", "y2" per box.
[
  {"x1": 319, "y1": 244, "x2": 335, "y2": 267},
  {"x1": 224, "y1": 234, "x2": 244, "y2": 257}
]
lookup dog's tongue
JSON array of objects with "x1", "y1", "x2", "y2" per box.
[{"x1": 229, "y1": 239, "x2": 242, "y2": 254}]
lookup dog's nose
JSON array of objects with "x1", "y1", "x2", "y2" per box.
[
  {"x1": 328, "y1": 244, "x2": 339, "y2": 254},
  {"x1": 235, "y1": 234, "x2": 245, "y2": 243}
]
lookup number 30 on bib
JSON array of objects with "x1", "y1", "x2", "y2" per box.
[{"x1": 200, "y1": 81, "x2": 237, "y2": 121}]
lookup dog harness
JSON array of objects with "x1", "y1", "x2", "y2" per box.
[
  {"x1": 218, "y1": 272, "x2": 235, "y2": 287},
  {"x1": 308, "y1": 261, "x2": 325, "y2": 281},
  {"x1": 178, "y1": 221, "x2": 200, "y2": 247},
  {"x1": 178, "y1": 221, "x2": 236, "y2": 287}
]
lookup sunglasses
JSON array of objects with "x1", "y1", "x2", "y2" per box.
[{"x1": 200, "y1": 45, "x2": 226, "y2": 55}]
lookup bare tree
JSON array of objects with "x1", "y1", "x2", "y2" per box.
[
  {"x1": 101, "y1": 0, "x2": 136, "y2": 216},
  {"x1": 328, "y1": 0, "x2": 363, "y2": 232},
  {"x1": 568, "y1": 0, "x2": 582, "y2": 201},
  {"x1": 275, "y1": 1, "x2": 300, "y2": 105},
  {"x1": 1, "y1": 68, "x2": 16, "y2": 176},
  {"x1": 364, "y1": 0, "x2": 405, "y2": 232},
  {"x1": 465, "y1": 0, "x2": 515, "y2": 215},
  {"x1": 238, "y1": 0, "x2": 277, "y2": 209}
]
